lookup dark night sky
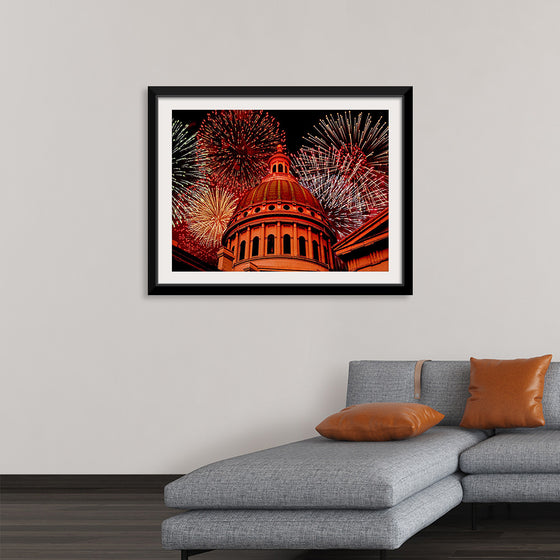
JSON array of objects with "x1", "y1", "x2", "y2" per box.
[{"x1": 173, "y1": 109, "x2": 388, "y2": 154}]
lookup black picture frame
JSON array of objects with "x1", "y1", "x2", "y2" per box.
[{"x1": 148, "y1": 86, "x2": 412, "y2": 295}]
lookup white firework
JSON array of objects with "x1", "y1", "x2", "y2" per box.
[
  {"x1": 187, "y1": 187, "x2": 238, "y2": 248},
  {"x1": 293, "y1": 147, "x2": 387, "y2": 239},
  {"x1": 172, "y1": 118, "x2": 208, "y2": 225}
]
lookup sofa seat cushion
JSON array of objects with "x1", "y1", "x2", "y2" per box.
[
  {"x1": 163, "y1": 474, "x2": 463, "y2": 551},
  {"x1": 462, "y1": 474, "x2": 560, "y2": 502},
  {"x1": 165, "y1": 426, "x2": 485, "y2": 510},
  {"x1": 460, "y1": 430, "x2": 560, "y2": 474}
]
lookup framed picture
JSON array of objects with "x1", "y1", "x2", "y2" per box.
[{"x1": 148, "y1": 86, "x2": 412, "y2": 295}]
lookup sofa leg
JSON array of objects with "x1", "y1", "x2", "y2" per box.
[
  {"x1": 379, "y1": 551, "x2": 387, "y2": 560},
  {"x1": 471, "y1": 503, "x2": 477, "y2": 530},
  {"x1": 181, "y1": 551, "x2": 211, "y2": 559}
]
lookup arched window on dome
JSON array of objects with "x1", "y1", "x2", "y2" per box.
[
  {"x1": 267, "y1": 234, "x2": 275, "y2": 254},
  {"x1": 273, "y1": 164, "x2": 277, "y2": 173},
  {"x1": 323, "y1": 245, "x2": 329, "y2": 266},
  {"x1": 278, "y1": 164, "x2": 283, "y2": 172},
  {"x1": 252, "y1": 236, "x2": 260, "y2": 257},
  {"x1": 312, "y1": 240, "x2": 319, "y2": 261},
  {"x1": 299, "y1": 236, "x2": 307, "y2": 257},
  {"x1": 239, "y1": 240, "x2": 246, "y2": 260},
  {"x1": 283, "y1": 234, "x2": 291, "y2": 255}
]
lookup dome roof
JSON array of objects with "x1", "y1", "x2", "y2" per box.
[
  {"x1": 222, "y1": 145, "x2": 335, "y2": 246},
  {"x1": 237, "y1": 177, "x2": 323, "y2": 212},
  {"x1": 234, "y1": 145, "x2": 323, "y2": 213}
]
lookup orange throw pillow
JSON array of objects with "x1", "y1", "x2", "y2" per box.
[
  {"x1": 460, "y1": 355, "x2": 552, "y2": 429},
  {"x1": 316, "y1": 402, "x2": 445, "y2": 442}
]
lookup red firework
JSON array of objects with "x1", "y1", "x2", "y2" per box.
[
  {"x1": 173, "y1": 222, "x2": 219, "y2": 266},
  {"x1": 198, "y1": 110, "x2": 285, "y2": 195}
]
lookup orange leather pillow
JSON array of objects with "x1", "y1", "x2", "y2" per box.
[
  {"x1": 460, "y1": 355, "x2": 552, "y2": 429},
  {"x1": 315, "y1": 402, "x2": 445, "y2": 442}
]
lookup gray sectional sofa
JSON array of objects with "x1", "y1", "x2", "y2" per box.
[{"x1": 162, "y1": 360, "x2": 560, "y2": 559}]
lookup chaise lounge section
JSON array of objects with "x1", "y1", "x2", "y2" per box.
[
  {"x1": 162, "y1": 360, "x2": 560, "y2": 557},
  {"x1": 163, "y1": 475, "x2": 463, "y2": 553}
]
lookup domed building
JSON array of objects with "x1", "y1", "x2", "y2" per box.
[{"x1": 217, "y1": 146, "x2": 337, "y2": 271}]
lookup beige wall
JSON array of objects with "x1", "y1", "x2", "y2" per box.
[{"x1": 1, "y1": 0, "x2": 559, "y2": 474}]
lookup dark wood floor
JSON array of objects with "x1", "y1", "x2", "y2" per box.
[{"x1": 1, "y1": 490, "x2": 559, "y2": 559}]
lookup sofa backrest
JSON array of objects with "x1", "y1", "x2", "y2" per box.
[{"x1": 347, "y1": 360, "x2": 560, "y2": 428}]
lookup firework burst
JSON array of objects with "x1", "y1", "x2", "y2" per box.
[
  {"x1": 173, "y1": 222, "x2": 219, "y2": 265},
  {"x1": 187, "y1": 186, "x2": 238, "y2": 248},
  {"x1": 293, "y1": 147, "x2": 388, "y2": 239},
  {"x1": 293, "y1": 112, "x2": 389, "y2": 239},
  {"x1": 305, "y1": 111, "x2": 388, "y2": 175},
  {"x1": 198, "y1": 110, "x2": 285, "y2": 195},
  {"x1": 172, "y1": 118, "x2": 207, "y2": 225}
]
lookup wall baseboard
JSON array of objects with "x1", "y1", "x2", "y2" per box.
[{"x1": 0, "y1": 474, "x2": 182, "y2": 491}]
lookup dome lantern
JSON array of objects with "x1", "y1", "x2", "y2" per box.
[{"x1": 268, "y1": 144, "x2": 291, "y2": 176}]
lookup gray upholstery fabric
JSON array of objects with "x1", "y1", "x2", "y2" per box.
[
  {"x1": 460, "y1": 430, "x2": 560, "y2": 474},
  {"x1": 162, "y1": 474, "x2": 463, "y2": 551},
  {"x1": 462, "y1": 474, "x2": 560, "y2": 502},
  {"x1": 347, "y1": 360, "x2": 560, "y2": 427},
  {"x1": 165, "y1": 426, "x2": 484, "y2": 510},
  {"x1": 347, "y1": 361, "x2": 471, "y2": 425},
  {"x1": 347, "y1": 361, "x2": 418, "y2": 405},
  {"x1": 541, "y1": 362, "x2": 560, "y2": 428}
]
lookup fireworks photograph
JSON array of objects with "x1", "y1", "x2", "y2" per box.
[
  {"x1": 171, "y1": 108, "x2": 389, "y2": 272},
  {"x1": 148, "y1": 87, "x2": 412, "y2": 294}
]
